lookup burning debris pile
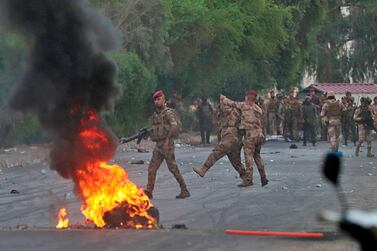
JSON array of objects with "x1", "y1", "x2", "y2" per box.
[{"x1": 0, "y1": 0, "x2": 157, "y2": 229}]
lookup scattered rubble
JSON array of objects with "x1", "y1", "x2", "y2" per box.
[
  {"x1": 16, "y1": 224, "x2": 28, "y2": 230},
  {"x1": 172, "y1": 224, "x2": 187, "y2": 230},
  {"x1": 131, "y1": 160, "x2": 145, "y2": 165}
]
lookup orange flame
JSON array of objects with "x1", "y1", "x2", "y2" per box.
[
  {"x1": 76, "y1": 162, "x2": 155, "y2": 228},
  {"x1": 56, "y1": 107, "x2": 156, "y2": 229},
  {"x1": 56, "y1": 208, "x2": 69, "y2": 229}
]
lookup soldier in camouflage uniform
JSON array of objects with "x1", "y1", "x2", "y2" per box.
[
  {"x1": 193, "y1": 102, "x2": 246, "y2": 182},
  {"x1": 220, "y1": 90, "x2": 268, "y2": 187},
  {"x1": 341, "y1": 96, "x2": 357, "y2": 146},
  {"x1": 266, "y1": 90, "x2": 279, "y2": 135},
  {"x1": 302, "y1": 96, "x2": 317, "y2": 146},
  {"x1": 145, "y1": 90, "x2": 190, "y2": 199},
  {"x1": 286, "y1": 90, "x2": 302, "y2": 141},
  {"x1": 320, "y1": 91, "x2": 344, "y2": 152},
  {"x1": 371, "y1": 97, "x2": 377, "y2": 129},
  {"x1": 279, "y1": 96, "x2": 289, "y2": 141},
  {"x1": 354, "y1": 97, "x2": 374, "y2": 157},
  {"x1": 319, "y1": 93, "x2": 329, "y2": 141}
]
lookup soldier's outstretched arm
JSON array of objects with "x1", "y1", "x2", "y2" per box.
[{"x1": 221, "y1": 96, "x2": 243, "y2": 110}]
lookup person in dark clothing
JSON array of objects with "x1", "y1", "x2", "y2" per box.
[
  {"x1": 302, "y1": 96, "x2": 317, "y2": 146},
  {"x1": 197, "y1": 96, "x2": 214, "y2": 145}
]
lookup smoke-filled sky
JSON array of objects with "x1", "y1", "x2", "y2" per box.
[{"x1": 0, "y1": 0, "x2": 122, "y2": 178}]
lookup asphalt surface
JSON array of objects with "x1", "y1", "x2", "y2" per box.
[{"x1": 1, "y1": 141, "x2": 376, "y2": 251}]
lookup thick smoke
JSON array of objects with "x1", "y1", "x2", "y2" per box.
[{"x1": 0, "y1": 0, "x2": 122, "y2": 178}]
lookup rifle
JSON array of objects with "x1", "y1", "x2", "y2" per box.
[
  {"x1": 356, "y1": 108, "x2": 377, "y2": 132},
  {"x1": 120, "y1": 127, "x2": 151, "y2": 144}
]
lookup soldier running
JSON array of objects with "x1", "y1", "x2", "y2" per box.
[
  {"x1": 220, "y1": 90, "x2": 269, "y2": 187},
  {"x1": 266, "y1": 90, "x2": 279, "y2": 135},
  {"x1": 145, "y1": 90, "x2": 190, "y2": 199},
  {"x1": 320, "y1": 91, "x2": 344, "y2": 152},
  {"x1": 193, "y1": 100, "x2": 246, "y2": 183}
]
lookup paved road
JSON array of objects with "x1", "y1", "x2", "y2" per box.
[{"x1": 1, "y1": 141, "x2": 376, "y2": 250}]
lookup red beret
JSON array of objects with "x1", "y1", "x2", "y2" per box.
[
  {"x1": 245, "y1": 90, "x2": 257, "y2": 97},
  {"x1": 153, "y1": 90, "x2": 164, "y2": 99}
]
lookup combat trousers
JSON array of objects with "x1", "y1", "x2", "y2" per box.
[
  {"x1": 342, "y1": 120, "x2": 357, "y2": 145},
  {"x1": 203, "y1": 132, "x2": 246, "y2": 178},
  {"x1": 147, "y1": 142, "x2": 188, "y2": 194},
  {"x1": 268, "y1": 112, "x2": 277, "y2": 135},
  {"x1": 243, "y1": 130, "x2": 267, "y2": 183},
  {"x1": 328, "y1": 123, "x2": 340, "y2": 151},
  {"x1": 357, "y1": 124, "x2": 372, "y2": 147},
  {"x1": 286, "y1": 117, "x2": 300, "y2": 141},
  {"x1": 303, "y1": 122, "x2": 316, "y2": 145}
]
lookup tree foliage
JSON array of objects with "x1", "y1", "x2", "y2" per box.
[{"x1": 1, "y1": 0, "x2": 377, "y2": 143}]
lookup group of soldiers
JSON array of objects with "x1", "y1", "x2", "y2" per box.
[
  {"x1": 263, "y1": 88, "x2": 377, "y2": 155},
  {"x1": 143, "y1": 90, "x2": 268, "y2": 200},
  {"x1": 141, "y1": 88, "x2": 377, "y2": 200}
]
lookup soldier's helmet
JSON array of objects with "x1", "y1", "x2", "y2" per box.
[{"x1": 360, "y1": 97, "x2": 371, "y2": 105}]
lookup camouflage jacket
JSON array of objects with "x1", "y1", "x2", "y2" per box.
[
  {"x1": 223, "y1": 97, "x2": 264, "y2": 137},
  {"x1": 214, "y1": 104, "x2": 241, "y2": 139},
  {"x1": 150, "y1": 106, "x2": 178, "y2": 142},
  {"x1": 321, "y1": 100, "x2": 345, "y2": 125}
]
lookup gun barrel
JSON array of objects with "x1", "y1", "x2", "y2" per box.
[{"x1": 120, "y1": 134, "x2": 139, "y2": 144}]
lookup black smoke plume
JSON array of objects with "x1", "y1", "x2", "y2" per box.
[{"x1": 0, "y1": 0, "x2": 122, "y2": 178}]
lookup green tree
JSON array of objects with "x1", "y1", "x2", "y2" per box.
[{"x1": 107, "y1": 50, "x2": 156, "y2": 136}]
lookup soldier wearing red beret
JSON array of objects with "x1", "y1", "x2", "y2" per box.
[
  {"x1": 219, "y1": 91, "x2": 269, "y2": 187},
  {"x1": 145, "y1": 90, "x2": 190, "y2": 199}
]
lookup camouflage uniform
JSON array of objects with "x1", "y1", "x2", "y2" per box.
[
  {"x1": 302, "y1": 99, "x2": 317, "y2": 146},
  {"x1": 371, "y1": 103, "x2": 377, "y2": 128},
  {"x1": 286, "y1": 97, "x2": 302, "y2": 141},
  {"x1": 341, "y1": 98, "x2": 357, "y2": 146},
  {"x1": 319, "y1": 96, "x2": 329, "y2": 141},
  {"x1": 146, "y1": 106, "x2": 189, "y2": 198},
  {"x1": 279, "y1": 98, "x2": 289, "y2": 140},
  {"x1": 197, "y1": 99, "x2": 214, "y2": 144},
  {"x1": 354, "y1": 103, "x2": 374, "y2": 157},
  {"x1": 266, "y1": 97, "x2": 279, "y2": 135},
  {"x1": 320, "y1": 99, "x2": 343, "y2": 152},
  {"x1": 193, "y1": 104, "x2": 246, "y2": 179},
  {"x1": 223, "y1": 97, "x2": 268, "y2": 186}
]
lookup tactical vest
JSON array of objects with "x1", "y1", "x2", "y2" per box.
[
  {"x1": 150, "y1": 108, "x2": 179, "y2": 142},
  {"x1": 326, "y1": 101, "x2": 341, "y2": 117},
  {"x1": 268, "y1": 98, "x2": 279, "y2": 112},
  {"x1": 359, "y1": 106, "x2": 373, "y2": 121}
]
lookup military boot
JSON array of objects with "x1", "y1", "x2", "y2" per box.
[
  {"x1": 193, "y1": 165, "x2": 208, "y2": 177},
  {"x1": 261, "y1": 177, "x2": 269, "y2": 187},
  {"x1": 355, "y1": 144, "x2": 360, "y2": 157},
  {"x1": 367, "y1": 147, "x2": 374, "y2": 158},
  {"x1": 238, "y1": 179, "x2": 253, "y2": 187},
  {"x1": 176, "y1": 189, "x2": 190, "y2": 199},
  {"x1": 144, "y1": 190, "x2": 153, "y2": 200}
]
